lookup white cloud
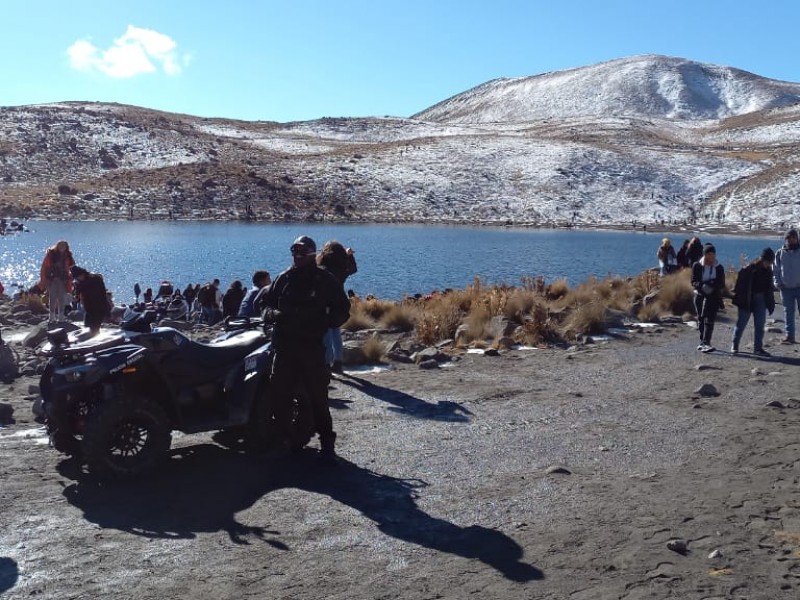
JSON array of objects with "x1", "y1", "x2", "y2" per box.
[{"x1": 67, "y1": 25, "x2": 190, "y2": 78}]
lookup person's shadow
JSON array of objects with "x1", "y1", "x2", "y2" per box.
[
  {"x1": 60, "y1": 447, "x2": 542, "y2": 582},
  {"x1": 337, "y1": 373, "x2": 474, "y2": 422},
  {"x1": 0, "y1": 557, "x2": 19, "y2": 595}
]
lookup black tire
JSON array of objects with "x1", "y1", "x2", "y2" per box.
[
  {"x1": 44, "y1": 392, "x2": 81, "y2": 457},
  {"x1": 82, "y1": 394, "x2": 171, "y2": 480}
]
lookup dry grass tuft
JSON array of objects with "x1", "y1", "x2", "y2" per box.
[
  {"x1": 655, "y1": 269, "x2": 694, "y2": 315},
  {"x1": 378, "y1": 304, "x2": 415, "y2": 331},
  {"x1": 560, "y1": 301, "x2": 610, "y2": 339},
  {"x1": 360, "y1": 335, "x2": 386, "y2": 363}
]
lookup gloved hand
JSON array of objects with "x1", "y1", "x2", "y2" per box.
[{"x1": 701, "y1": 283, "x2": 714, "y2": 295}]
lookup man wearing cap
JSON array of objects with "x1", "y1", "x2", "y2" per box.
[
  {"x1": 691, "y1": 243, "x2": 725, "y2": 352},
  {"x1": 774, "y1": 229, "x2": 800, "y2": 344},
  {"x1": 731, "y1": 248, "x2": 776, "y2": 356},
  {"x1": 70, "y1": 265, "x2": 110, "y2": 336},
  {"x1": 259, "y1": 235, "x2": 350, "y2": 463}
]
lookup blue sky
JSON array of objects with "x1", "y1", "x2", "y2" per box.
[{"x1": 3, "y1": 0, "x2": 800, "y2": 123}]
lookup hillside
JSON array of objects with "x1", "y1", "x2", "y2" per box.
[{"x1": 2, "y1": 55, "x2": 800, "y2": 231}]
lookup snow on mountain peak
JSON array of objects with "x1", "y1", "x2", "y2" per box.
[{"x1": 413, "y1": 55, "x2": 800, "y2": 124}]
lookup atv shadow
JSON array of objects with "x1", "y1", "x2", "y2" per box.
[
  {"x1": 337, "y1": 374, "x2": 474, "y2": 422},
  {"x1": 60, "y1": 445, "x2": 542, "y2": 582},
  {"x1": 0, "y1": 557, "x2": 18, "y2": 596}
]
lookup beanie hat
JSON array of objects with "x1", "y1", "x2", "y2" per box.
[
  {"x1": 760, "y1": 247, "x2": 775, "y2": 262},
  {"x1": 290, "y1": 235, "x2": 317, "y2": 253},
  {"x1": 69, "y1": 265, "x2": 88, "y2": 278},
  {"x1": 703, "y1": 243, "x2": 716, "y2": 255}
]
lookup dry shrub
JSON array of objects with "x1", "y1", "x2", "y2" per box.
[
  {"x1": 342, "y1": 301, "x2": 375, "y2": 331},
  {"x1": 655, "y1": 269, "x2": 694, "y2": 315},
  {"x1": 637, "y1": 303, "x2": 661, "y2": 323},
  {"x1": 545, "y1": 278, "x2": 570, "y2": 301},
  {"x1": 360, "y1": 335, "x2": 386, "y2": 363},
  {"x1": 16, "y1": 292, "x2": 47, "y2": 314},
  {"x1": 631, "y1": 269, "x2": 661, "y2": 298},
  {"x1": 514, "y1": 300, "x2": 559, "y2": 345},
  {"x1": 503, "y1": 289, "x2": 538, "y2": 321},
  {"x1": 358, "y1": 297, "x2": 395, "y2": 321},
  {"x1": 378, "y1": 304, "x2": 415, "y2": 331},
  {"x1": 560, "y1": 302, "x2": 609, "y2": 339},
  {"x1": 413, "y1": 296, "x2": 463, "y2": 344},
  {"x1": 464, "y1": 303, "x2": 493, "y2": 340}
]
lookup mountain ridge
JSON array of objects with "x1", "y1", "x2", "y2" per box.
[{"x1": 1, "y1": 55, "x2": 799, "y2": 231}]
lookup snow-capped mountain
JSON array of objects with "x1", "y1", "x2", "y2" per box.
[
  {"x1": 1, "y1": 55, "x2": 799, "y2": 231},
  {"x1": 414, "y1": 55, "x2": 800, "y2": 123}
]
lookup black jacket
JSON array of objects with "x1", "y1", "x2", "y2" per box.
[
  {"x1": 74, "y1": 273, "x2": 110, "y2": 318},
  {"x1": 691, "y1": 261, "x2": 726, "y2": 310},
  {"x1": 732, "y1": 263, "x2": 775, "y2": 313},
  {"x1": 260, "y1": 263, "x2": 350, "y2": 350}
]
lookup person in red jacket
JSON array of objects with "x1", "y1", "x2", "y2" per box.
[{"x1": 39, "y1": 240, "x2": 75, "y2": 323}]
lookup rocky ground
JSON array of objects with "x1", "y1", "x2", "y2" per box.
[{"x1": 1, "y1": 304, "x2": 800, "y2": 599}]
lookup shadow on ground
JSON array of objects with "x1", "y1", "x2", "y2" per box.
[
  {"x1": 337, "y1": 373, "x2": 474, "y2": 422},
  {"x1": 60, "y1": 445, "x2": 541, "y2": 582},
  {"x1": 0, "y1": 557, "x2": 19, "y2": 595}
]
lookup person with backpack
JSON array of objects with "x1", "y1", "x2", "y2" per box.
[
  {"x1": 70, "y1": 265, "x2": 111, "y2": 335},
  {"x1": 731, "y1": 248, "x2": 776, "y2": 356},
  {"x1": 39, "y1": 240, "x2": 75, "y2": 322},
  {"x1": 261, "y1": 235, "x2": 350, "y2": 464},
  {"x1": 221, "y1": 280, "x2": 246, "y2": 320},
  {"x1": 317, "y1": 241, "x2": 358, "y2": 373},
  {"x1": 691, "y1": 243, "x2": 726, "y2": 353}
]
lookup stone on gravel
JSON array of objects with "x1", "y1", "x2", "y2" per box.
[
  {"x1": 418, "y1": 358, "x2": 439, "y2": 370},
  {"x1": 708, "y1": 549, "x2": 723, "y2": 560},
  {"x1": 667, "y1": 538, "x2": 688, "y2": 555},
  {"x1": 483, "y1": 348, "x2": 500, "y2": 357},
  {"x1": 694, "y1": 383, "x2": 720, "y2": 397},
  {"x1": 545, "y1": 465, "x2": 571, "y2": 475},
  {"x1": 765, "y1": 400, "x2": 785, "y2": 409}
]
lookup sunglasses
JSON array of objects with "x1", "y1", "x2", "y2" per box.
[{"x1": 290, "y1": 245, "x2": 313, "y2": 255}]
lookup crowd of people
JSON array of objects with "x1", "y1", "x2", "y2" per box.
[{"x1": 657, "y1": 229, "x2": 800, "y2": 354}]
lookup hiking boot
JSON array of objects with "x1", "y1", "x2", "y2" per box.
[
  {"x1": 782, "y1": 336, "x2": 796, "y2": 344},
  {"x1": 697, "y1": 344, "x2": 705, "y2": 351},
  {"x1": 319, "y1": 432, "x2": 338, "y2": 466},
  {"x1": 753, "y1": 348, "x2": 771, "y2": 357},
  {"x1": 700, "y1": 345, "x2": 715, "y2": 353},
  {"x1": 331, "y1": 361, "x2": 344, "y2": 375},
  {"x1": 730, "y1": 344, "x2": 739, "y2": 355}
]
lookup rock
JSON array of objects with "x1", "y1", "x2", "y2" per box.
[
  {"x1": 31, "y1": 397, "x2": 44, "y2": 418},
  {"x1": 342, "y1": 340, "x2": 369, "y2": 366},
  {"x1": 435, "y1": 338, "x2": 454, "y2": 349},
  {"x1": 385, "y1": 349, "x2": 413, "y2": 364},
  {"x1": 694, "y1": 383, "x2": 720, "y2": 397},
  {"x1": 483, "y1": 348, "x2": 500, "y2": 357},
  {"x1": 666, "y1": 538, "x2": 688, "y2": 555},
  {"x1": 0, "y1": 402, "x2": 13, "y2": 424},
  {"x1": 708, "y1": 549, "x2": 723, "y2": 560},
  {"x1": 22, "y1": 323, "x2": 50, "y2": 348},
  {"x1": 695, "y1": 364, "x2": 719, "y2": 371},
  {"x1": 751, "y1": 367, "x2": 764, "y2": 376},
  {"x1": 766, "y1": 326, "x2": 783, "y2": 334},
  {"x1": 545, "y1": 465, "x2": 571, "y2": 475},
  {"x1": 411, "y1": 347, "x2": 444, "y2": 364},
  {"x1": 486, "y1": 315, "x2": 516, "y2": 338},
  {"x1": 418, "y1": 358, "x2": 439, "y2": 370},
  {"x1": 494, "y1": 336, "x2": 515, "y2": 350},
  {"x1": 454, "y1": 323, "x2": 471, "y2": 347},
  {"x1": 765, "y1": 400, "x2": 785, "y2": 409}
]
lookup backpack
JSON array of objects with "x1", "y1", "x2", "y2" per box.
[{"x1": 197, "y1": 283, "x2": 216, "y2": 308}]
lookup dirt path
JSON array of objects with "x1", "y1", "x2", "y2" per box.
[{"x1": 1, "y1": 316, "x2": 800, "y2": 599}]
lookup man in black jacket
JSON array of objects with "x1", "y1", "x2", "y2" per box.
[{"x1": 260, "y1": 235, "x2": 350, "y2": 463}]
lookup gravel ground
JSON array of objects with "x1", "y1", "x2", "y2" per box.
[{"x1": 1, "y1": 313, "x2": 800, "y2": 599}]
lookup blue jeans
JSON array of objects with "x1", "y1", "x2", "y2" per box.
[
  {"x1": 323, "y1": 327, "x2": 343, "y2": 365},
  {"x1": 781, "y1": 287, "x2": 800, "y2": 340},
  {"x1": 732, "y1": 293, "x2": 767, "y2": 351}
]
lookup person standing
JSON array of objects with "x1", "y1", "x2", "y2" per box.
[
  {"x1": 39, "y1": 240, "x2": 75, "y2": 322},
  {"x1": 261, "y1": 235, "x2": 350, "y2": 463},
  {"x1": 691, "y1": 243, "x2": 725, "y2": 352},
  {"x1": 731, "y1": 248, "x2": 776, "y2": 356},
  {"x1": 70, "y1": 266, "x2": 111, "y2": 335},
  {"x1": 221, "y1": 280, "x2": 246, "y2": 320},
  {"x1": 656, "y1": 238, "x2": 677, "y2": 276},
  {"x1": 774, "y1": 228, "x2": 800, "y2": 344},
  {"x1": 317, "y1": 241, "x2": 358, "y2": 373},
  {"x1": 238, "y1": 270, "x2": 271, "y2": 318},
  {"x1": 676, "y1": 239, "x2": 691, "y2": 269},
  {"x1": 686, "y1": 236, "x2": 704, "y2": 266}
]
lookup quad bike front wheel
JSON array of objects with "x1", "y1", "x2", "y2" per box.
[{"x1": 82, "y1": 394, "x2": 171, "y2": 480}]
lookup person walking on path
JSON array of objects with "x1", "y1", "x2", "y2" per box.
[
  {"x1": 686, "y1": 236, "x2": 704, "y2": 266},
  {"x1": 731, "y1": 248, "x2": 776, "y2": 356},
  {"x1": 656, "y1": 238, "x2": 677, "y2": 276},
  {"x1": 676, "y1": 239, "x2": 691, "y2": 269},
  {"x1": 691, "y1": 243, "x2": 725, "y2": 353},
  {"x1": 70, "y1": 265, "x2": 110, "y2": 336},
  {"x1": 39, "y1": 240, "x2": 75, "y2": 323},
  {"x1": 317, "y1": 241, "x2": 358, "y2": 373},
  {"x1": 774, "y1": 228, "x2": 800, "y2": 344},
  {"x1": 260, "y1": 235, "x2": 350, "y2": 464}
]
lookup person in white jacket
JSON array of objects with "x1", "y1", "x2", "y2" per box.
[{"x1": 774, "y1": 229, "x2": 800, "y2": 344}]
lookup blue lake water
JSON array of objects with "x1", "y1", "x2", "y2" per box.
[{"x1": 0, "y1": 221, "x2": 784, "y2": 303}]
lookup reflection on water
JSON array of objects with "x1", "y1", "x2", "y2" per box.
[{"x1": 0, "y1": 220, "x2": 782, "y2": 302}]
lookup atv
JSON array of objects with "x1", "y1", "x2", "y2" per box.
[{"x1": 42, "y1": 318, "x2": 313, "y2": 479}]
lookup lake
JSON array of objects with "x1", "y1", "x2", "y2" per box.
[{"x1": 0, "y1": 220, "x2": 784, "y2": 303}]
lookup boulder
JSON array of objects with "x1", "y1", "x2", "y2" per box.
[
  {"x1": 342, "y1": 340, "x2": 369, "y2": 365},
  {"x1": 411, "y1": 346, "x2": 445, "y2": 364}
]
